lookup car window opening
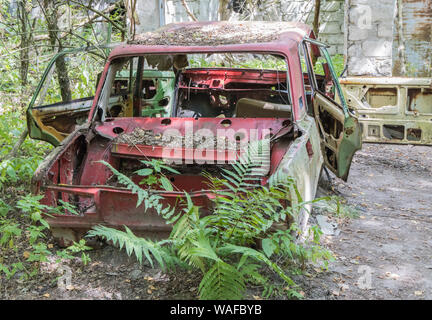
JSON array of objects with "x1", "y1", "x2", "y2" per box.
[{"x1": 97, "y1": 53, "x2": 292, "y2": 121}]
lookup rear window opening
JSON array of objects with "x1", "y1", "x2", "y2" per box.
[
  {"x1": 96, "y1": 53, "x2": 291, "y2": 121},
  {"x1": 176, "y1": 68, "x2": 290, "y2": 118}
]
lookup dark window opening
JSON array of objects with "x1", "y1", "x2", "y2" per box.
[
  {"x1": 407, "y1": 128, "x2": 421, "y2": 141},
  {"x1": 383, "y1": 124, "x2": 404, "y2": 140}
]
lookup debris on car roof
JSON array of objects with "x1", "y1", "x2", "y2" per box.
[{"x1": 129, "y1": 21, "x2": 309, "y2": 46}]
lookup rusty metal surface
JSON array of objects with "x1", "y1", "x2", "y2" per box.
[
  {"x1": 341, "y1": 76, "x2": 432, "y2": 144},
  {"x1": 393, "y1": 0, "x2": 432, "y2": 77}
]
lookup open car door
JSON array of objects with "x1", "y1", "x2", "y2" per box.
[
  {"x1": 303, "y1": 39, "x2": 362, "y2": 181},
  {"x1": 26, "y1": 48, "x2": 107, "y2": 146}
]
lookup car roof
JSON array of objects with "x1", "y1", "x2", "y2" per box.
[
  {"x1": 128, "y1": 21, "x2": 312, "y2": 47},
  {"x1": 109, "y1": 21, "x2": 313, "y2": 60}
]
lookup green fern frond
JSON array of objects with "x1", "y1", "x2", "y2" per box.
[
  {"x1": 220, "y1": 244, "x2": 297, "y2": 287},
  {"x1": 238, "y1": 261, "x2": 268, "y2": 285},
  {"x1": 170, "y1": 194, "x2": 199, "y2": 239},
  {"x1": 99, "y1": 161, "x2": 176, "y2": 219},
  {"x1": 178, "y1": 238, "x2": 206, "y2": 272},
  {"x1": 199, "y1": 260, "x2": 245, "y2": 300},
  {"x1": 169, "y1": 194, "x2": 210, "y2": 271},
  {"x1": 88, "y1": 225, "x2": 176, "y2": 270},
  {"x1": 98, "y1": 160, "x2": 156, "y2": 208}
]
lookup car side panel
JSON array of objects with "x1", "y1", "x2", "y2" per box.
[{"x1": 269, "y1": 115, "x2": 323, "y2": 233}]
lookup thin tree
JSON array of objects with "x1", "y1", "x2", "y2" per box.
[
  {"x1": 311, "y1": 0, "x2": 321, "y2": 65},
  {"x1": 17, "y1": 0, "x2": 33, "y2": 89},
  {"x1": 181, "y1": 0, "x2": 198, "y2": 21},
  {"x1": 312, "y1": 0, "x2": 321, "y2": 39},
  {"x1": 39, "y1": 0, "x2": 72, "y2": 102},
  {"x1": 5, "y1": 0, "x2": 35, "y2": 161}
]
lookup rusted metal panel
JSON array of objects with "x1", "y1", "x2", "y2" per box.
[
  {"x1": 341, "y1": 76, "x2": 432, "y2": 145},
  {"x1": 392, "y1": 0, "x2": 432, "y2": 77}
]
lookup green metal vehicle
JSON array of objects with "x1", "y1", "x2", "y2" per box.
[{"x1": 340, "y1": 77, "x2": 432, "y2": 145}]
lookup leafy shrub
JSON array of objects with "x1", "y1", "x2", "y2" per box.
[
  {"x1": 0, "y1": 111, "x2": 51, "y2": 190},
  {"x1": 56, "y1": 239, "x2": 93, "y2": 265},
  {"x1": 0, "y1": 192, "x2": 86, "y2": 279}
]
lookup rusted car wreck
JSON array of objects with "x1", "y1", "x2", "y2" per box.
[
  {"x1": 340, "y1": 77, "x2": 432, "y2": 145},
  {"x1": 26, "y1": 21, "x2": 361, "y2": 244}
]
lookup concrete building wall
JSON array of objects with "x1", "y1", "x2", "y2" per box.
[
  {"x1": 133, "y1": 0, "x2": 219, "y2": 33},
  {"x1": 345, "y1": 0, "x2": 396, "y2": 76}
]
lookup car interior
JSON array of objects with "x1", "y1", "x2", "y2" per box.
[{"x1": 100, "y1": 53, "x2": 293, "y2": 121}]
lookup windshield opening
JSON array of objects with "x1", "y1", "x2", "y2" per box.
[{"x1": 95, "y1": 52, "x2": 291, "y2": 121}]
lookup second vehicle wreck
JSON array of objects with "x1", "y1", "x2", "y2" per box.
[
  {"x1": 340, "y1": 77, "x2": 432, "y2": 145},
  {"x1": 26, "y1": 21, "x2": 361, "y2": 244}
]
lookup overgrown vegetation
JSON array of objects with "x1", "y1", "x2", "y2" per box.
[
  {"x1": 323, "y1": 197, "x2": 360, "y2": 220},
  {"x1": 0, "y1": 0, "x2": 126, "y2": 283},
  {"x1": 0, "y1": 111, "x2": 50, "y2": 189},
  {"x1": 90, "y1": 144, "x2": 333, "y2": 300}
]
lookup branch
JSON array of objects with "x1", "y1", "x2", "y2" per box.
[
  {"x1": 2, "y1": 129, "x2": 28, "y2": 161},
  {"x1": 181, "y1": 0, "x2": 198, "y2": 22},
  {"x1": 36, "y1": 0, "x2": 63, "y2": 46},
  {"x1": 67, "y1": 0, "x2": 125, "y2": 33},
  {"x1": 33, "y1": 3, "x2": 117, "y2": 42}
]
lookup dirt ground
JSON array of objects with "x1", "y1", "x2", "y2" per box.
[
  {"x1": 298, "y1": 143, "x2": 432, "y2": 300},
  {"x1": 0, "y1": 143, "x2": 431, "y2": 300}
]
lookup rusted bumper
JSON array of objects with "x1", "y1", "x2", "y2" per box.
[{"x1": 42, "y1": 184, "x2": 216, "y2": 242}]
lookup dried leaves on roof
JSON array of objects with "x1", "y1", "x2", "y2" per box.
[{"x1": 130, "y1": 21, "x2": 306, "y2": 46}]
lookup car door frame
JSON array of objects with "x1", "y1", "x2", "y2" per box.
[
  {"x1": 26, "y1": 47, "x2": 108, "y2": 146},
  {"x1": 301, "y1": 37, "x2": 362, "y2": 181}
]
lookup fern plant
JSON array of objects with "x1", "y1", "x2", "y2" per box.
[
  {"x1": 90, "y1": 142, "x2": 333, "y2": 299},
  {"x1": 97, "y1": 160, "x2": 176, "y2": 218}
]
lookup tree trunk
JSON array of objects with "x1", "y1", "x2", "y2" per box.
[
  {"x1": 17, "y1": 1, "x2": 30, "y2": 89},
  {"x1": 312, "y1": 0, "x2": 321, "y2": 38},
  {"x1": 124, "y1": 0, "x2": 138, "y2": 40},
  {"x1": 218, "y1": 0, "x2": 231, "y2": 20},
  {"x1": 311, "y1": 0, "x2": 321, "y2": 65},
  {"x1": 42, "y1": 0, "x2": 72, "y2": 102}
]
